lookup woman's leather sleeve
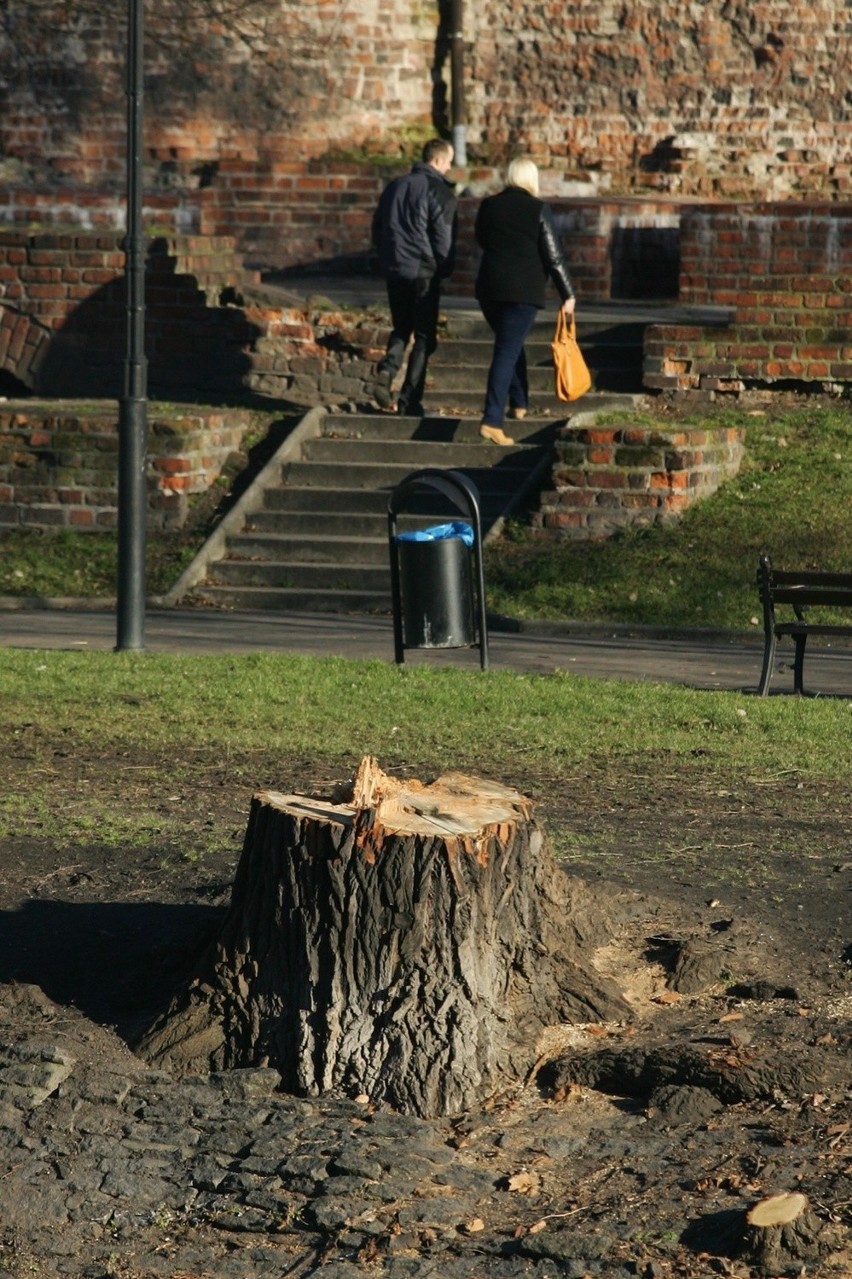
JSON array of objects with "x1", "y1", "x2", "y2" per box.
[{"x1": 538, "y1": 205, "x2": 575, "y2": 301}]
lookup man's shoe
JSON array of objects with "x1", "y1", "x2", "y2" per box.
[
  {"x1": 397, "y1": 401, "x2": 425, "y2": 418},
  {"x1": 373, "y1": 369, "x2": 394, "y2": 408},
  {"x1": 480, "y1": 424, "x2": 515, "y2": 446},
  {"x1": 508, "y1": 405, "x2": 527, "y2": 420}
]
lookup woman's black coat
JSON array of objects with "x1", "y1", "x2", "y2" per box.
[{"x1": 475, "y1": 186, "x2": 574, "y2": 308}]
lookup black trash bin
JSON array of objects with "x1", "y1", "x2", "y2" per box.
[
  {"x1": 396, "y1": 521, "x2": 475, "y2": 649},
  {"x1": 388, "y1": 468, "x2": 488, "y2": 668}
]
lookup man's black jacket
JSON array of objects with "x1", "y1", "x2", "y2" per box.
[{"x1": 372, "y1": 161, "x2": 457, "y2": 281}]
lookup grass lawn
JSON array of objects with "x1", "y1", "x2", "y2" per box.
[{"x1": 3, "y1": 647, "x2": 851, "y2": 860}]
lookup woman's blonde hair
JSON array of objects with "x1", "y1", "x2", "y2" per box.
[{"x1": 505, "y1": 156, "x2": 540, "y2": 197}]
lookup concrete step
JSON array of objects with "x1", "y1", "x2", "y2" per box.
[
  {"x1": 247, "y1": 505, "x2": 504, "y2": 535},
  {"x1": 254, "y1": 500, "x2": 510, "y2": 542},
  {"x1": 442, "y1": 313, "x2": 648, "y2": 343},
  {"x1": 227, "y1": 532, "x2": 391, "y2": 566},
  {"x1": 301, "y1": 436, "x2": 546, "y2": 467},
  {"x1": 321, "y1": 413, "x2": 559, "y2": 444},
  {"x1": 426, "y1": 363, "x2": 638, "y2": 394},
  {"x1": 431, "y1": 336, "x2": 644, "y2": 366},
  {"x1": 260, "y1": 484, "x2": 508, "y2": 516},
  {"x1": 423, "y1": 374, "x2": 641, "y2": 409},
  {"x1": 279, "y1": 458, "x2": 542, "y2": 491},
  {"x1": 247, "y1": 510, "x2": 389, "y2": 538}
]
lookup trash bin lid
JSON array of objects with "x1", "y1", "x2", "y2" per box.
[{"x1": 396, "y1": 521, "x2": 474, "y2": 546}]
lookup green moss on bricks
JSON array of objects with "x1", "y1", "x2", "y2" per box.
[{"x1": 614, "y1": 446, "x2": 664, "y2": 467}]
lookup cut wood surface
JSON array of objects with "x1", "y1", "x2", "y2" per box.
[
  {"x1": 746, "y1": 1191, "x2": 809, "y2": 1228},
  {"x1": 139, "y1": 757, "x2": 632, "y2": 1116},
  {"x1": 741, "y1": 1190, "x2": 822, "y2": 1275}
]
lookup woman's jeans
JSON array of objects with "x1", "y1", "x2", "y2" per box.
[{"x1": 479, "y1": 301, "x2": 538, "y2": 427}]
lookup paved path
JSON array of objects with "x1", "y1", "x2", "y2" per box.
[{"x1": 3, "y1": 603, "x2": 852, "y2": 696}]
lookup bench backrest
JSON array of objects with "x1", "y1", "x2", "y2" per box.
[{"x1": 758, "y1": 555, "x2": 852, "y2": 612}]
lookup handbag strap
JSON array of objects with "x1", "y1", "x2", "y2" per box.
[{"x1": 554, "y1": 309, "x2": 577, "y2": 343}]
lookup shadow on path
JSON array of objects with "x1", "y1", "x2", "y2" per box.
[{"x1": 0, "y1": 896, "x2": 224, "y2": 1038}]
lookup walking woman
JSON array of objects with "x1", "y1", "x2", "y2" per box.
[{"x1": 474, "y1": 157, "x2": 576, "y2": 445}]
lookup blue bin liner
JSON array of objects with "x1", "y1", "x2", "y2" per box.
[{"x1": 396, "y1": 521, "x2": 474, "y2": 546}]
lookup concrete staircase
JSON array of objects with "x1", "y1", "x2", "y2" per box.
[{"x1": 185, "y1": 309, "x2": 645, "y2": 613}]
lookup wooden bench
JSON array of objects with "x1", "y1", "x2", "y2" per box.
[{"x1": 757, "y1": 554, "x2": 852, "y2": 695}]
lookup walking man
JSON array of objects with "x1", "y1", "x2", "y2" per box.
[{"x1": 371, "y1": 138, "x2": 457, "y2": 417}]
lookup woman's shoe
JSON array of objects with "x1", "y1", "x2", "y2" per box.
[
  {"x1": 508, "y1": 406, "x2": 527, "y2": 420},
  {"x1": 479, "y1": 424, "x2": 515, "y2": 446}
]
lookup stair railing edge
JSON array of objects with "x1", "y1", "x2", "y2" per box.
[{"x1": 158, "y1": 405, "x2": 326, "y2": 606}]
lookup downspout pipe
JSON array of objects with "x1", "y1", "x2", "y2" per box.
[
  {"x1": 116, "y1": 0, "x2": 148, "y2": 651},
  {"x1": 449, "y1": 0, "x2": 466, "y2": 166}
]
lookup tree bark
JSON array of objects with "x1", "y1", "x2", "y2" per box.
[{"x1": 138, "y1": 757, "x2": 631, "y2": 1117}]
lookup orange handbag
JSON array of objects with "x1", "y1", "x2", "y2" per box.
[{"x1": 552, "y1": 310, "x2": 592, "y2": 402}]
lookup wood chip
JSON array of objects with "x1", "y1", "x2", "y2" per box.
[{"x1": 506, "y1": 1170, "x2": 541, "y2": 1195}]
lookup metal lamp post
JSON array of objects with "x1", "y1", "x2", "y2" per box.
[{"x1": 116, "y1": 0, "x2": 148, "y2": 651}]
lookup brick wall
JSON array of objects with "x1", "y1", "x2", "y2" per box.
[
  {"x1": 239, "y1": 305, "x2": 384, "y2": 405},
  {"x1": 0, "y1": 231, "x2": 263, "y2": 397},
  {"x1": 0, "y1": 229, "x2": 390, "y2": 406},
  {"x1": 647, "y1": 203, "x2": 852, "y2": 393},
  {"x1": 538, "y1": 420, "x2": 745, "y2": 539},
  {"x1": 464, "y1": 0, "x2": 852, "y2": 200},
  {"x1": 0, "y1": 403, "x2": 258, "y2": 531},
  {"x1": 0, "y1": 2, "x2": 436, "y2": 184},
  {"x1": 3, "y1": 0, "x2": 852, "y2": 279}
]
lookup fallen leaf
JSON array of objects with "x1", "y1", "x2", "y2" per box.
[
  {"x1": 463, "y1": 1218, "x2": 485, "y2": 1233},
  {"x1": 654, "y1": 991, "x2": 681, "y2": 1004},
  {"x1": 506, "y1": 1170, "x2": 541, "y2": 1195},
  {"x1": 552, "y1": 1082, "x2": 583, "y2": 1103}
]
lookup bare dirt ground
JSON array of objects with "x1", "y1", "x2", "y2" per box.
[{"x1": 0, "y1": 747, "x2": 849, "y2": 1278}]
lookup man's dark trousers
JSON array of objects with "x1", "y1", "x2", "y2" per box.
[{"x1": 378, "y1": 275, "x2": 441, "y2": 415}]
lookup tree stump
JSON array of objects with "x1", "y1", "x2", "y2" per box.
[
  {"x1": 740, "y1": 1192, "x2": 822, "y2": 1275},
  {"x1": 138, "y1": 757, "x2": 631, "y2": 1117}
]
